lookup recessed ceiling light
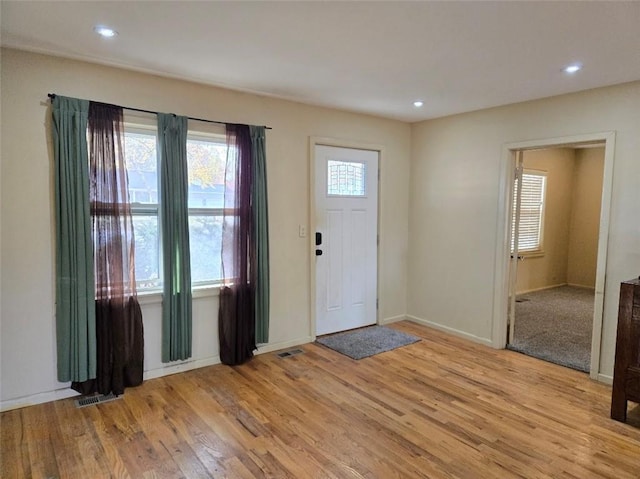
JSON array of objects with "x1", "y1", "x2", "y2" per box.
[
  {"x1": 93, "y1": 25, "x2": 118, "y2": 38},
  {"x1": 563, "y1": 64, "x2": 582, "y2": 74},
  {"x1": 413, "y1": 100, "x2": 424, "y2": 108}
]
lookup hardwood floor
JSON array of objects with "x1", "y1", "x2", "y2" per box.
[{"x1": 2, "y1": 321, "x2": 639, "y2": 478}]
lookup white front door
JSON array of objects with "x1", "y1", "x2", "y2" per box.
[{"x1": 314, "y1": 145, "x2": 378, "y2": 336}]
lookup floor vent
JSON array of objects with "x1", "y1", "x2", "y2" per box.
[
  {"x1": 516, "y1": 298, "x2": 530, "y2": 303},
  {"x1": 75, "y1": 392, "x2": 121, "y2": 408},
  {"x1": 276, "y1": 348, "x2": 304, "y2": 358}
]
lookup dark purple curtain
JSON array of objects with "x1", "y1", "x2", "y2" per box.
[
  {"x1": 219, "y1": 124, "x2": 256, "y2": 365},
  {"x1": 72, "y1": 102, "x2": 144, "y2": 395}
]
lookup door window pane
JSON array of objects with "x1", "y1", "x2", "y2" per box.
[{"x1": 327, "y1": 160, "x2": 366, "y2": 196}]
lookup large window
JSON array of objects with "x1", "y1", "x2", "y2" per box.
[
  {"x1": 185, "y1": 135, "x2": 227, "y2": 285},
  {"x1": 125, "y1": 126, "x2": 228, "y2": 291},
  {"x1": 511, "y1": 170, "x2": 547, "y2": 254}
]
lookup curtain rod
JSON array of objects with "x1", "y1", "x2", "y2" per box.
[{"x1": 47, "y1": 93, "x2": 272, "y2": 130}]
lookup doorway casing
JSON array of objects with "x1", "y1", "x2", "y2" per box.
[
  {"x1": 309, "y1": 137, "x2": 383, "y2": 340},
  {"x1": 492, "y1": 132, "x2": 616, "y2": 381}
]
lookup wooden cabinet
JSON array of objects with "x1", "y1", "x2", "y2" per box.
[{"x1": 611, "y1": 277, "x2": 640, "y2": 423}]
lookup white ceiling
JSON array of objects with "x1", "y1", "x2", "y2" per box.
[{"x1": 2, "y1": 1, "x2": 640, "y2": 122}]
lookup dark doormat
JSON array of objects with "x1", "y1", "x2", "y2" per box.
[{"x1": 316, "y1": 325, "x2": 420, "y2": 360}]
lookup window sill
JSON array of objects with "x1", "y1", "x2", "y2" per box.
[
  {"x1": 136, "y1": 284, "x2": 222, "y2": 305},
  {"x1": 519, "y1": 250, "x2": 545, "y2": 259},
  {"x1": 193, "y1": 284, "x2": 222, "y2": 298}
]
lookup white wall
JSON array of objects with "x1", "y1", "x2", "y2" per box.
[
  {"x1": 408, "y1": 81, "x2": 640, "y2": 377},
  {"x1": 567, "y1": 147, "x2": 605, "y2": 288},
  {"x1": 0, "y1": 49, "x2": 411, "y2": 409}
]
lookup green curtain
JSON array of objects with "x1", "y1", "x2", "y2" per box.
[
  {"x1": 158, "y1": 113, "x2": 192, "y2": 362},
  {"x1": 250, "y1": 126, "x2": 270, "y2": 343},
  {"x1": 52, "y1": 96, "x2": 97, "y2": 382}
]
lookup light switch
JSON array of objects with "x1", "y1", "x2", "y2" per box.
[{"x1": 299, "y1": 225, "x2": 307, "y2": 238}]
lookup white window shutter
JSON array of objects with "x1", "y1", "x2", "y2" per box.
[{"x1": 512, "y1": 171, "x2": 546, "y2": 253}]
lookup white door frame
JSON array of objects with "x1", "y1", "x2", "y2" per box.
[
  {"x1": 508, "y1": 152, "x2": 525, "y2": 345},
  {"x1": 309, "y1": 137, "x2": 383, "y2": 340},
  {"x1": 491, "y1": 131, "x2": 616, "y2": 380}
]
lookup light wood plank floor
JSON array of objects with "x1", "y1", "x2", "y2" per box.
[{"x1": 2, "y1": 321, "x2": 639, "y2": 478}]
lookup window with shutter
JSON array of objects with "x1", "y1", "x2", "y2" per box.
[{"x1": 511, "y1": 170, "x2": 547, "y2": 253}]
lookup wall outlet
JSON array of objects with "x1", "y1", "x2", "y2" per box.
[{"x1": 299, "y1": 225, "x2": 307, "y2": 238}]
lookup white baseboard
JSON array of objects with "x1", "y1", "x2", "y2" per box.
[
  {"x1": 0, "y1": 387, "x2": 81, "y2": 412},
  {"x1": 0, "y1": 336, "x2": 314, "y2": 412},
  {"x1": 256, "y1": 336, "x2": 313, "y2": 355},
  {"x1": 516, "y1": 283, "x2": 567, "y2": 295},
  {"x1": 406, "y1": 315, "x2": 493, "y2": 347},
  {"x1": 596, "y1": 373, "x2": 613, "y2": 385},
  {"x1": 567, "y1": 283, "x2": 596, "y2": 291},
  {"x1": 379, "y1": 314, "x2": 407, "y2": 325},
  {"x1": 143, "y1": 356, "x2": 222, "y2": 381},
  {"x1": 517, "y1": 283, "x2": 596, "y2": 295},
  {"x1": 145, "y1": 336, "x2": 313, "y2": 380}
]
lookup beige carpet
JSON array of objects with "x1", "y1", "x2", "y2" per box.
[{"x1": 508, "y1": 285, "x2": 594, "y2": 372}]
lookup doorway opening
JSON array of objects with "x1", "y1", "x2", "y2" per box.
[
  {"x1": 492, "y1": 132, "x2": 615, "y2": 380},
  {"x1": 507, "y1": 145, "x2": 605, "y2": 372}
]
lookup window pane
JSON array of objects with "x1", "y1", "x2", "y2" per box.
[
  {"x1": 327, "y1": 160, "x2": 366, "y2": 196},
  {"x1": 126, "y1": 130, "x2": 160, "y2": 290},
  {"x1": 189, "y1": 215, "x2": 223, "y2": 283},
  {"x1": 125, "y1": 131, "x2": 158, "y2": 205},
  {"x1": 187, "y1": 138, "x2": 227, "y2": 209},
  {"x1": 132, "y1": 215, "x2": 160, "y2": 289}
]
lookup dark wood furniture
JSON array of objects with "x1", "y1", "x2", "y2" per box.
[{"x1": 611, "y1": 277, "x2": 640, "y2": 423}]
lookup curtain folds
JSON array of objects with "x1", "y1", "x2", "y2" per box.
[
  {"x1": 219, "y1": 124, "x2": 270, "y2": 364},
  {"x1": 53, "y1": 94, "x2": 268, "y2": 380},
  {"x1": 250, "y1": 126, "x2": 270, "y2": 344},
  {"x1": 52, "y1": 96, "x2": 96, "y2": 383},
  {"x1": 158, "y1": 113, "x2": 193, "y2": 362},
  {"x1": 219, "y1": 125, "x2": 256, "y2": 365},
  {"x1": 72, "y1": 102, "x2": 144, "y2": 395}
]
